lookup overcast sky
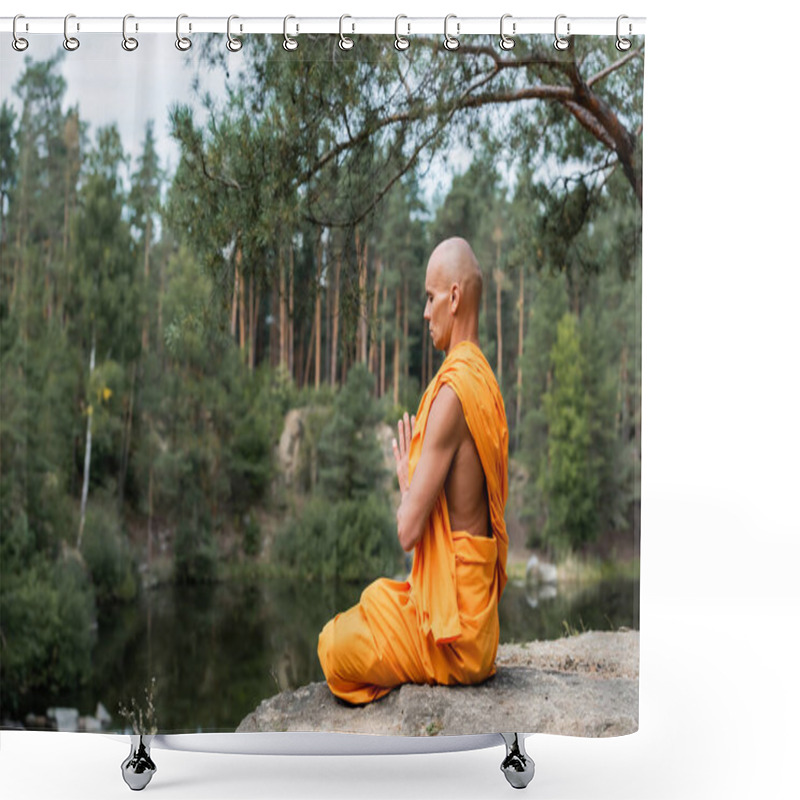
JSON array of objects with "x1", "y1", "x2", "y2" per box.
[
  {"x1": 1, "y1": 33, "x2": 488, "y2": 215},
  {"x1": 2, "y1": 33, "x2": 228, "y2": 182}
]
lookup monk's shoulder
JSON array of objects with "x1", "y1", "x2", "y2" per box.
[{"x1": 428, "y1": 384, "x2": 468, "y2": 444}]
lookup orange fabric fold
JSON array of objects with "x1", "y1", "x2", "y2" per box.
[{"x1": 317, "y1": 340, "x2": 509, "y2": 705}]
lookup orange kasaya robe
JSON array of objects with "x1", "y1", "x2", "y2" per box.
[{"x1": 317, "y1": 340, "x2": 509, "y2": 705}]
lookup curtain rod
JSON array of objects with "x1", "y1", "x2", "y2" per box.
[{"x1": 1, "y1": 15, "x2": 646, "y2": 38}]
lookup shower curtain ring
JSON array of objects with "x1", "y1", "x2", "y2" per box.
[
  {"x1": 283, "y1": 16, "x2": 298, "y2": 51},
  {"x1": 64, "y1": 14, "x2": 80, "y2": 51},
  {"x1": 443, "y1": 14, "x2": 460, "y2": 51},
  {"x1": 394, "y1": 15, "x2": 410, "y2": 51},
  {"x1": 176, "y1": 14, "x2": 192, "y2": 51},
  {"x1": 227, "y1": 15, "x2": 243, "y2": 52},
  {"x1": 499, "y1": 14, "x2": 515, "y2": 50},
  {"x1": 553, "y1": 14, "x2": 570, "y2": 51},
  {"x1": 616, "y1": 15, "x2": 632, "y2": 51},
  {"x1": 122, "y1": 14, "x2": 139, "y2": 51},
  {"x1": 12, "y1": 14, "x2": 29, "y2": 51},
  {"x1": 339, "y1": 15, "x2": 354, "y2": 50}
]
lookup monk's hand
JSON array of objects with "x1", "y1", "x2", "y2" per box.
[{"x1": 392, "y1": 412, "x2": 415, "y2": 495}]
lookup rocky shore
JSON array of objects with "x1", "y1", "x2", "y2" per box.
[{"x1": 238, "y1": 630, "x2": 638, "y2": 738}]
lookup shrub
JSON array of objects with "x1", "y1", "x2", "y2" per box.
[{"x1": 82, "y1": 496, "x2": 139, "y2": 603}]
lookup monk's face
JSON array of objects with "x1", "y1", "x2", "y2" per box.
[{"x1": 424, "y1": 260, "x2": 454, "y2": 352}]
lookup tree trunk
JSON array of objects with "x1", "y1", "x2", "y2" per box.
[
  {"x1": 393, "y1": 286, "x2": 401, "y2": 406},
  {"x1": 330, "y1": 254, "x2": 341, "y2": 388},
  {"x1": 616, "y1": 344, "x2": 629, "y2": 436},
  {"x1": 515, "y1": 267, "x2": 525, "y2": 451},
  {"x1": 369, "y1": 258, "x2": 381, "y2": 380},
  {"x1": 270, "y1": 285, "x2": 278, "y2": 368},
  {"x1": 77, "y1": 332, "x2": 96, "y2": 551},
  {"x1": 118, "y1": 361, "x2": 136, "y2": 508},
  {"x1": 380, "y1": 281, "x2": 387, "y2": 397},
  {"x1": 288, "y1": 245, "x2": 295, "y2": 380},
  {"x1": 279, "y1": 249, "x2": 286, "y2": 370},
  {"x1": 249, "y1": 269, "x2": 256, "y2": 370},
  {"x1": 141, "y1": 216, "x2": 152, "y2": 353},
  {"x1": 356, "y1": 229, "x2": 369, "y2": 365},
  {"x1": 157, "y1": 252, "x2": 164, "y2": 358},
  {"x1": 230, "y1": 262, "x2": 239, "y2": 338},
  {"x1": 314, "y1": 237, "x2": 322, "y2": 390},
  {"x1": 403, "y1": 277, "x2": 409, "y2": 384},
  {"x1": 238, "y1": 247, "x2": 246, "y2": 353}
]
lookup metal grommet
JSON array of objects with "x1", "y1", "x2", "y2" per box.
[
  {"x1": 12, "y1": 14, "x2": 29, "y2": 52},
  {"x1": 63, "y1": 14, "x2": 80, "y2": 51},
  {"x1": 394, "y1": 14, "x2": 410, "y2": 51},
  {"x1": 122, "y1": 14, "x2": 138, "y2": 51},
  {"x1": 616, "y1": 15, "x2": 632, "y2": 51},
  {"x1": 226, "y1": 15, "x2": 243, "y2": 52},
  {"x1": 283, "y1": 15, "x2": 298, "y2": 51},
  {"x1": 443, "y1": 14, "x2": 459, "y2": 51},
  {"x1": 553, "y1": 14, "x2": 570, "y2": 51},
  {"x1": 176, "y1": 14, "x2": 192, "y2": 51},
  {"x1": 499, "y1": 13, "x2": 515, "y2": 50},
  {"x1": 339, "y1": 15, "x2": 354, "y2": 50}
]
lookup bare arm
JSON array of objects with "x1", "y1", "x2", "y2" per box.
[{"x1": 392, "y1": 385, "x2": 465, "y2": 552}]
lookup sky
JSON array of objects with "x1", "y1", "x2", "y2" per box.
[
  {"x1": 1, "y1": 31, "x2": 480, "y2": 212},
  {"x1": 1, "y1": 33, "x2": 226, "y2": 182}
]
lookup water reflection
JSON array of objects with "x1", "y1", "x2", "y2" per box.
[{"x1": 28, "y1": 574, "x2": 637, "y2": 734}]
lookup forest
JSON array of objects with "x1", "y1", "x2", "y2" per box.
[{"x1": 1, "y1": 34, "x2": 642, "y2": 721}]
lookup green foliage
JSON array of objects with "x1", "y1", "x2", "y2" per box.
[
  {"x1": 242, "y1": 513, "x2": 261, "y2": 557},
  {"x1": 317, "y1": 364, "x2": 386, "y2": 502},
  {"x1": 0, "y1": 553, "x2": 96, "y2": 717},
  {"x1": 273, "y1": 494, "x2": 400, "y2": 583},
  {"x1": 174, "y1": 516, "x2": 218, "y2": 585},
  {"x1": 538, "y1": 313, "x2": 600, "y2": 550},
  {"x1": 81, "y1": 491, "x2": 139, "y2": 604}
]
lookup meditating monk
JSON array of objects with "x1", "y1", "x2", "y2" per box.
[{"x1": 317, "y1": 236, "x2": 509, "y2": 704}]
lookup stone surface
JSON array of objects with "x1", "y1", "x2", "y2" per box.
[{"x1": 237, "y1": 631, "x2": 638, "y2": 738}]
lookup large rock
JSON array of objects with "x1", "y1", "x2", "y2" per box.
[
  {"x1": 275, "y1": 406, "x2": 397, "y2": 494},
  {"x1": 238, "y1": 631, "x2": 638, "y2": 738}
]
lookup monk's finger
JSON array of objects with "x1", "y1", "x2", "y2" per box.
[
  {"x1": 410, "y1": 415, "x2": 416, "y2": 436},
  {"x1": 397, "y1": 418, "x2": 405, "y2": 453},
  {"x1": 403, "y1": 412, "x2": 411, "y2": 451}
]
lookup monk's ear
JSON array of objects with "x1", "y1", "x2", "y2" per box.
[{"x1": 450, "y1": 283, "x2": 460, "y2": 313}]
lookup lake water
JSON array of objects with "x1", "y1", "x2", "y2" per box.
[{"x1": 32, "y1": 574, "x2": 638, "y2": 733}]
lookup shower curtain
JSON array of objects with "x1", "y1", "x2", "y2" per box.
[{"x1": 1, "y1": 20, "x2": 643, "y2": 741}]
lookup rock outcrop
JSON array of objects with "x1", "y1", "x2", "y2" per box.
[{"x1": 238, "y1": 631, "x2": 638, "y2": 738}]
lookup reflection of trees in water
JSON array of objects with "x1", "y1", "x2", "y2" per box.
[
  {"x1": 499, "y1": 578, "x2": 639, "y2": 642},
  {"x1": 84, "y1": 579, "x2": 365, "y2": 732}
]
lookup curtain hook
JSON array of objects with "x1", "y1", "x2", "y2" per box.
[
  {"x1": 339, "y1": 15, "x2": 354, "y2": 50},
  {"x1": 616, "y1": 15, "x2": 632, "y2": 51},
  {"x1": 63, "y1": 14, "x2": 80, "y2": 51},
  {"x1": 176, "y1": 14, "x2": 192, "y2": 51},
  {"x1": 394, "y1": 14, "x2": 410, "y2": 51},
  {"x1": 122, "y1": 14, "x2": 139, "y2": 51},
  {"x1": 12, "y1": 14, "x2": 29, "y2": 52},
  {"x1": 443, "y1": 14, "x2": 460, "y2": 51},
  {"x1": 499, "y1": 14, "x2": 515, "y2": 50},
  {"x1": 283, "y1": 15, "x2": 299, "y2": 51},
  {"x1": 227, "y1": 15, "x2": 243, "y2": 52},
  {"x1": 553, "y1": 14, "x2": 570, "y2": 51}
]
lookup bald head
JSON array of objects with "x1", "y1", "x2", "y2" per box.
[
  {"x1": 427, "y1": 237, "x2": 483, "y2": 312},
  {"x1": 424, "y1": 237, "x2": 483, "y2": 354}
]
